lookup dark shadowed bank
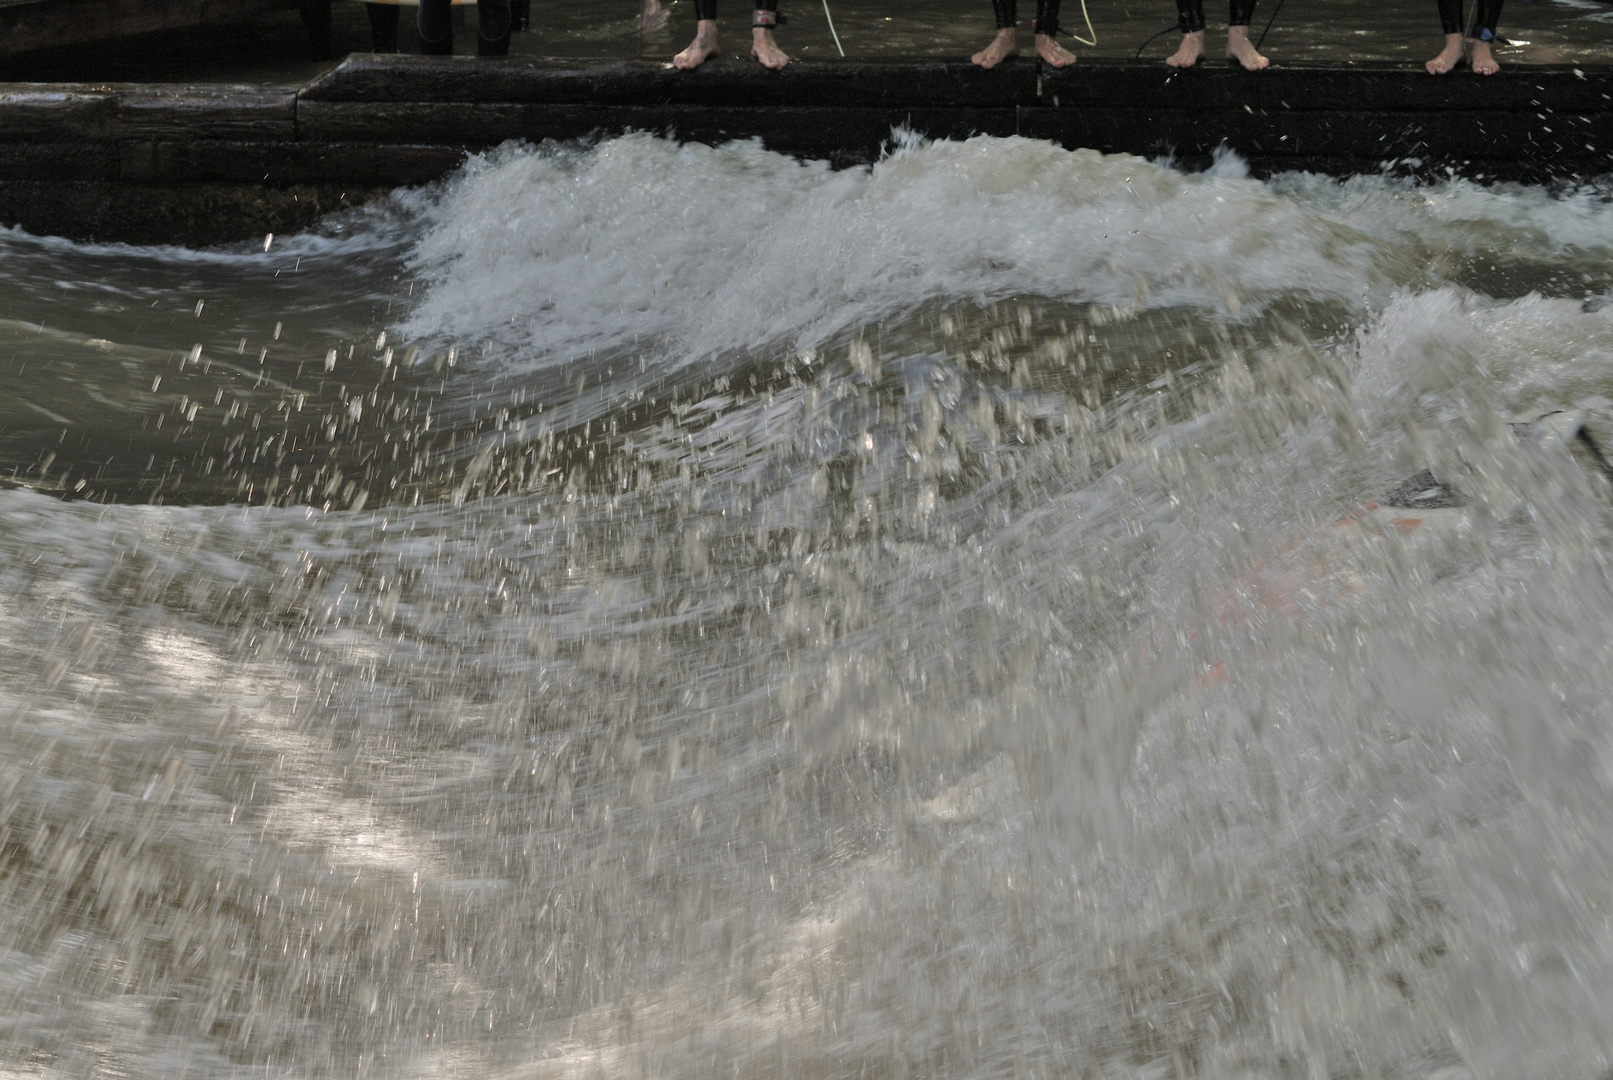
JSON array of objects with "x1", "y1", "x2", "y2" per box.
[{"x1": 0, "y1": 54, "x2": 1610, "y2": 245}]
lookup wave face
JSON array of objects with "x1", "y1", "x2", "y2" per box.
[{"x1": 3, "y1": 134, "x2": 1613, "y2": 1080}]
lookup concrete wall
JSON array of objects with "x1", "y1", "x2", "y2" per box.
[{"x1": 0, "y1": 56, "x2": 1608, "y2": 243}]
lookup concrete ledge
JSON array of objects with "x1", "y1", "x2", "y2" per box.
[
  {"x1": 0, "y1": 85, "x2": 296, "y2": 141},
  {"x1": 1, "y1": 56, "x2": 1609, "y2": 243},
  {"x1": 0, "y1": 180, "x2": 381, "y2": 245},
  {"x1": 299, "y1": 54, "x2": 1613, "y2": 115},
  {"x1": 298, "y1": 55, "x2": 1036, "y2": 106}
]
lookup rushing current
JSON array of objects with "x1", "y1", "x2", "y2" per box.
[{"x1": 3, "y1": 133, "x2": 1613, "y2": 1079}]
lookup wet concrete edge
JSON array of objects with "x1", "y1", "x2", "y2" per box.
[{"x1": 1, "y1": 55, "x2": 1609, "y2": 244}]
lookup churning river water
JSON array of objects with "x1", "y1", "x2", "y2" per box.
[{"x1": 4, "y1": 133, "x2": 1613, "y2": 1079}]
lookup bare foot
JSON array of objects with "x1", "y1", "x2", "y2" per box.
[
  {"x1": 1470, "y1": 38, "x2": 1500, "y2": 75},
  {"x1": 1165, "y1": 30, "x2": 1203, "y2": 68},
  {"x1": 673, "y1": 19, "x2": 718, "y2": 68},
  {"x1": 638, "y1": 0, "x2": 668, "y2": 31},
  {"x1": 972, "y1": 27, "x2": 1019, "y2": 68},
  {"x1": 1034, "y1": 32, "x2": 1077, "y2": 67},
  {"x1": 752, "y1": 25, "x2": 789, "y2": 67},
  {"x1": 1425, "y1": 31, "x2": 1463, "y2": 73},
  {"x1": 1226, "y1": 26, "x2": 1268, "y2": 70}
]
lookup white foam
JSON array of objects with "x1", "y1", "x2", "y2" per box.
[{"x1": 401, "y1": 133, "x2": 1428, "y2": 369}]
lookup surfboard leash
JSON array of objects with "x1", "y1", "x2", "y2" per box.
[
  {"x1": 1062, "y1": 0, "x2": 1098, "y2": 47},
  {"x1": 1252, "y1": 0, "x2": 1285, "y2": 49},
  {"x1": 821, "y1": 0, "x2": 845, "y2": 56},
  {"x1": 1134, "y1": 24, "x2": 1177, "y2": 59}
]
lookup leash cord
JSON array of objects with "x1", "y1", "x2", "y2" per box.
[
  {"x1": 1134, "y1": 23, "x2": 1177, "y2": 59},
  {"x1": 1063, "y1": 0, "x2": 1097, "y2": 47},
  {"x1": 1253, "y1": 0, "x2": 1285, "y2": 50},
  {"x1": 821, "y1": 0, "x2": 845, "y2": 55}
]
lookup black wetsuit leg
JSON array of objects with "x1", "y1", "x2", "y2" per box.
[
  {"x1": 1175, "y1": 0, "x2": 1251, "y2": 32},
  {"x1": 299, "y1": 0, "x2": 333, "y2": 59},
  {"x1": 478, "y1": 0, "x2": 512, "y2": 55},
  {"x1": 366, "y1": 3, "x2": 400, "y2": 52},
  {"x1": 419, "y1": 0, "x2": 504, "y2": 54},
  {"x1": 755, "y1": 0, "x2": 780, "y2": 22},
  {"x1": 993, "y1": 0, "x2": 1016, "y2": 30},
  {"x1": 694, "y1": 0, "x2": 717, "y2": 20},
  {"x1": 1439, "y1": 0, "x2": 1503, "y2": 39},
  {"x1": 418, "y1": 0, "x2": 453, "y2": 53},
  {"x1": 1034, "y1": 0, "x2": 1059, "y2": 35}
]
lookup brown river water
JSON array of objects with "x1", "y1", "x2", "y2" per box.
[{"x1": 3, "y1": 134, "x2": 1613, "y2": 1078}]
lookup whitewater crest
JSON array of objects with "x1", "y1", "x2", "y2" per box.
[{"x1": 401, "y1": 132, "x2": 1444, "y2": 369}]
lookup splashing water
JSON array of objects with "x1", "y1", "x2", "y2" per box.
[{"x1": 2, "y1": 134, "x2": 1613, "y2": 1080}]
